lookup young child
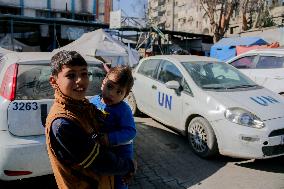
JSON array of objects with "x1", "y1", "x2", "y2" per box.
[
  {"x1": 90, "y1": 66, "x2": 136, "y2": 189},
  {"x1": 45, "y1": 50, "x2": 136, "y2": 189}
]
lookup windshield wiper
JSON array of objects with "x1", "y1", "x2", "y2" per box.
[
  {"x1": 202, "y1": 86, "x2": 224, "y2": 89},
  {"x1": 227, "y1": 84, "x2": 257, "y2": 89}
]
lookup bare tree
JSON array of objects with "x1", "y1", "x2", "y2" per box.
[
  {"x1": 240, "y1": 0, "x2": 249, "y2": 31},
  {"x1": 200, "y1": 0, "x2": 238, "y2": 42}
]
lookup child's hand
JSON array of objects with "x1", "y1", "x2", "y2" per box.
[{"x1": 122, "y1": 160, "x2": 137, "y2": 185}]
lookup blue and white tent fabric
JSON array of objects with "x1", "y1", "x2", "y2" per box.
[{"x1": 210, "y1": 36, "x2": 268, "y2": 61}]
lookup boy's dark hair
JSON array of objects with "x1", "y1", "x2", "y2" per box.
[
  {"x1": 107, "y1": 66, "x2": 134, "y2": 96},
  {"x1": 51, "y1": 50, "x2": 87, "y2": 76}
]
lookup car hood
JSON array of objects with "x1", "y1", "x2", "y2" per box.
[{"x1": 206, "y1": 88, "x2": 284, "y2": 121}]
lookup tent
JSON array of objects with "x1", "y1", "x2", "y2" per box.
[
  {"x1": 0, "y1": 34, "x2": 40, "y2": 52},
  {"x1": 210, "y1": 36, "x2": 268, "y2": 61},
  {"x1": 53, "y1": 29, "x2": 140, "y2": 67}
]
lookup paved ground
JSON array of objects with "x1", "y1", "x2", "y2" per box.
[
  {"x1": 1, "y1": 117, "x2": 284, "y2": 189},
  {"x1": 128, "y1": 117, "x2": 284, "y2": 189}
]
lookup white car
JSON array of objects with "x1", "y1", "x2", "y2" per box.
[
  {"x1": 0, "y1": 52, "x2": 106, "y2": 180},
  {"x1": 127, "y1": 55, "x2": 284, "y2": 159},
  {"x1": 226, "y1": 48, "x2": 284, "y2": 96}
]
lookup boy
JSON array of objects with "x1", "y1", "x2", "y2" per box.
[
  {"x1": 90, "y1": 66, "x2": 136, "y2": 189},
  {"x1": 45, "y1": 50, "x2": 136, "y2": 189}
]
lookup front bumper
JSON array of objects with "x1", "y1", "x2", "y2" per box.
[
  {"x1": 0, "y1": 131, "x2": 52, "y2": 181},
  {"x1": 212, "y1": 117, "x2": 284, "y2": 159}
]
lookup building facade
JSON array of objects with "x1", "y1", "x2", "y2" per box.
[
  {"x1": 0, "y1": 0, "x2": 113, "y2": 24},
  {"x1": 148, "y1": 0, "x2": 210, "y2": 34},
  {"x1": 148, "y1": 0, "x2": 284, "y2": 36},
  {"x1": 0, "y1": 0, "x2": 112, "y2": 51}
]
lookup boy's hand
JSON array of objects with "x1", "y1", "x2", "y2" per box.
[{"x1": 122, "y1": 160, "x2": 137, "y2": 185}]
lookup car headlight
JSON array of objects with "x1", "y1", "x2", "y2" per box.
[{"x1": 224, "y1": 107, "x2": 265, "y2": 129}]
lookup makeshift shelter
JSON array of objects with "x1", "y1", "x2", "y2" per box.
[
  {"x1": 210, "y1": 37, "x2": 268, "y2": 61},
  {"x1": 0, "y1": 34, "x2": 40, "y2": 52},
  {"x1": 53, "y1": 29, "x2": 140, "y2": 67},
  {"x1": 236, "y1": 41, "x2": 280, "y2": 55}
]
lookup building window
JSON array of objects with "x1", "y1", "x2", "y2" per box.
[
  {"x1": 36, "y1": 10, "x2": 56, "y2": 18},
  {"x1": 0, "y1": 5, "x2": 20, "y2": 15}
]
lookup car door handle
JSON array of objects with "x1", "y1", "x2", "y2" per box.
[{"x1": 152, "y1": 85, "x2": 157, "y2": 90}]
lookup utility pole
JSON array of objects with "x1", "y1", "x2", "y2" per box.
[{"x1": 172, "y1": 0, "x2": 175, "y2": 31}]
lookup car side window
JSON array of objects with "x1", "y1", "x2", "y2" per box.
[
  {"x1": 181, "y1": 79, "x2": 192, "y2": 94},
  {"x1": 157, "y1": 61, "x2": 192, "y2": 94},
  {"x1": 230, "y1": 56, "x2": 256, "y2": 69},
  {"x1": 157, "y1": 60, "x2": 183, "y2": 84},
  {"x1": 16, "y1": 65, "x2": 53, "y2": 100},
  {"x1": 137, "y1": 59, "x2": 160, "y2": 78},
  {"x1": 256, "y1": 56, "x2": 284, "y2": 69}
]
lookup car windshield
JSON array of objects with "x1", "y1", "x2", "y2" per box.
[{"x1": 182, "y1": 61, "x2": 258, "y2": 90}]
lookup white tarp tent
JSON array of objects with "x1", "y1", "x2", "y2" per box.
[
  {"x1": 53, "y1": 29, "x2": 140, "y2": 67},
  {"x1": 0, "y1": 34, "x2": 40, "y2": 52}
]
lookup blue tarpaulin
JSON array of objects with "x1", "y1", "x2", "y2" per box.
[{"x1": 210, "y1": 36, "x2": 268, "y2": 61}]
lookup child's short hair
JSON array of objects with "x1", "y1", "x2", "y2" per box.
[
  {"x1": 51, "y1": 50, "x2": 87, "y2": 76},
  {"x1": 107, "y1": 66, "x2": 134, "y2": 95}
]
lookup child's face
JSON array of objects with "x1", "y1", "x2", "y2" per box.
[
  {"x1": 50, "y1": 65, "x2": 89, "y2": 100},
  {"x1": 101, "y1": 74, "x2": 127, "y2": 106}
]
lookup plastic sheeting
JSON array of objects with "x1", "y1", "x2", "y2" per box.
[
  {"x1": 236, "y1": 42, "x2": 280, "y2": 55},
  {"x1": 0, "y1": 34, "x2": 40, "y2": 52},
  {"x1": 53, "y1": 29, "x2": 140, "y2": 67},
  {"x1": 210, "y1": 36, "x2": 268, "y2": 61}
]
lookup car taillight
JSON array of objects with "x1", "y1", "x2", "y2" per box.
[
  {"x1": 0, "y1": 63, "x2": 18, "y2": 101},
  {"x1": 4, "y1": 170, "x2": 32, "y2": 176}
]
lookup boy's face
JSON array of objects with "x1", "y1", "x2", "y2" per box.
[
  {"x1": 50, "y1": 65, "x2": 89, "y2": 100},
  {"x1": 101, "y1": 74, "x2": 127, "y2": 106}
]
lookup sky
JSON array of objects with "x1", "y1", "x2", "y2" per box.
[{"x1": 113, "y1": 0, "x2": 147, "y2": 18}]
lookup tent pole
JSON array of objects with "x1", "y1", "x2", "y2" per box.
[{"x1": 10, "y1": 18, "x2": 14, "y2": 51}]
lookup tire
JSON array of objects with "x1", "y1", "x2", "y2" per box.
[
  {"x1": 187, "y1": 117, "x2": 218, "y2": 158},
  {"x1": 125, "y1": 92, "x2": 140, "y2": 116}
]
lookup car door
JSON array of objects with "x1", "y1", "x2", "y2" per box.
[
  {"x1": 251, "y1": 55, "x2": 284, "y2": 93},
  {"x1": 152, "y1": 60, "x2": 183, "y2": 127},
  {"x1": 133, "y1": 59, "x2": 161, "y2": 116},
  {"x1": 229, "y1": 55, "x2": 257, "y2": 79}
]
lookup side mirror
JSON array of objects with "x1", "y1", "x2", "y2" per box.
[{"x1": 165, "y1": 80, "x2": 180, "y2": 90}]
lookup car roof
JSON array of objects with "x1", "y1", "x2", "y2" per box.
[
  {"x1": 146, "y1": 55, "x2": 221, "y2": 63},
  {"x1": 4, "y1": 52, "x2": 52, "y2": 62},
  {"x1": 245, "y1": 48, "x2": 284, "y2": 55},
  {"x1": 2, "y1": 52, "x2": 102, "y2": 64}
]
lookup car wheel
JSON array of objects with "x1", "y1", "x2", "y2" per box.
[
  {"x1": 125, "y1": 92, "x2": 140, "y2": 116},
  {"x1": 187, "y1": 117, "x2": 218, "y2": 158}
]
